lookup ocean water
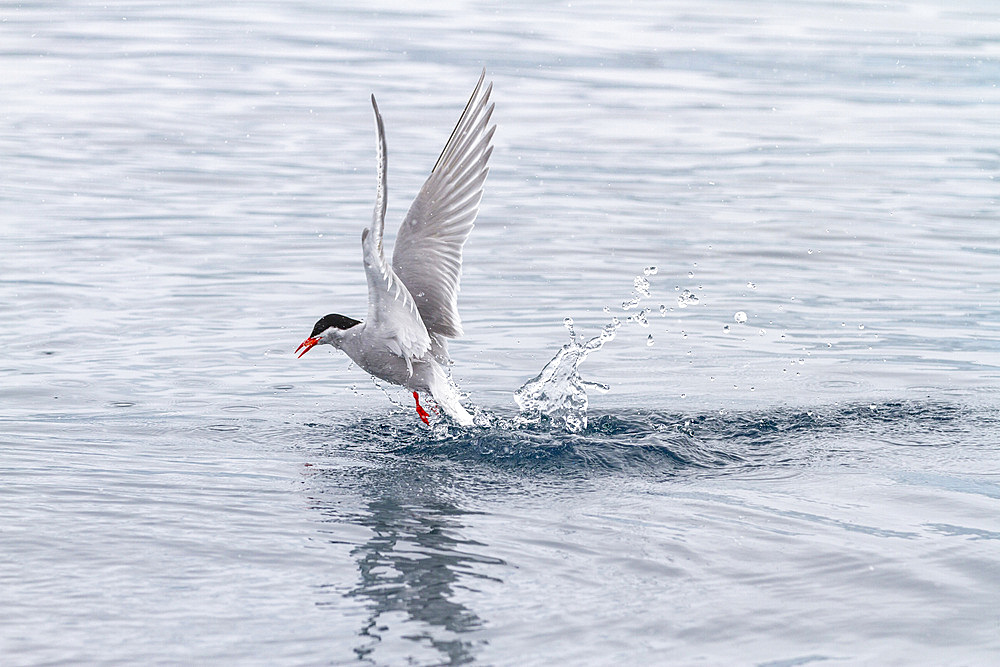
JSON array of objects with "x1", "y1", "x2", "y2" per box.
[{"x1": 3, "y1": 1, "x2": 1000, "y2": 664}]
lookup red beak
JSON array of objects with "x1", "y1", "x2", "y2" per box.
[{"x1": 296, "y1": 337, "x2": 320, "y2": 358}]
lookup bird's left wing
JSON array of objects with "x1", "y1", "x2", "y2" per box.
[
  {"x1": 361, "y1": 95, "x2": 431, "y2": 365},
  {"x1": 391, "y1": 70, "x2": 496, "y2": 342}
]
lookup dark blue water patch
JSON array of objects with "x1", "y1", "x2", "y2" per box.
[
  {"x1": 305, "y1": 412, "x2": 728, "y2": 478},
  {"x1": 666, "y1": 400, "x2": 972, "y2": 443},
  {"x1": 302, "y1": 400, "x2": 988, "y2": 481}
]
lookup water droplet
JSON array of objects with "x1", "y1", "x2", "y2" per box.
[
  {"x1": 734, "y1": 311, "x2": 748, "y2": 324},
  {"x1": 633, "y1": 275, "x2": 651, "y2": 297},
  {"x1": 677, "y1": 289, "x2": 699, "y2": 308},
  {"x1": 746, "y1": 281, "x2": 756, "y2": 289},
  {"x1": 858, "y1": 324, "x2": 865, "y2": 330},
  {"x1": 723, "y1": 325, "x2": 730, "y2": 332},
  {"x1": 807, "y1": 249, "x2": 814, "y2": 255},
  {"x1": 643, "y1": 266, "x2": 658, "y2": 276},
  {"x1": 628, "y1": 308, "x2": 650, "y2": 327},
  {"x1": 680, "y1": 393, "x2": 687, "y2": 399},
  {"x1": 646, "y1": 334, "x2": 654, "y2": 346},
  {"x1": 622, "y1": 296, "x2": 641, "y2": 310},
  {"x1": 758, "y1": 328, "x2": 766, "y2": 336},
  {"x1": 659, "y1": 304, "x2": 667, "y2": 316},
  {"x1": 687, "y1": 271, "x2": 694, "y2": 278}
]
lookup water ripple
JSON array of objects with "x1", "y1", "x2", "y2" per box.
[{"x1": 303, "y1": 400, "x2": 983, "y2": 482}]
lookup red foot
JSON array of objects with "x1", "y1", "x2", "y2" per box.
[{"x1": 413, "y1": 391, "x2": 430, "y2": 425}]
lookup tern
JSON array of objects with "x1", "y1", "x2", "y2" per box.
[{"x1": 296, "y1": 71, "x2": 495, "y2": 427}]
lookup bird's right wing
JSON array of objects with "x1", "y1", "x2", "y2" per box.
[
  {"x1": 391, "y1": 70, "x2": 496, "y2": 341},
  {"x1": 362, "y1": 95, "x2": 431, "y2": 365}
]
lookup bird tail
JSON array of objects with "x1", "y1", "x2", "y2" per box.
[{"x1": 427, "y1": 365, "x2": 474, "y2": 426}]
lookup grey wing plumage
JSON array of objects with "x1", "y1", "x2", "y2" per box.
[
  {"x1": 391, "y1": 70, "x2": 496, "y2": 346},
  {"x1": 362, "y1": 95, "x2": 432, "y2": 366}
]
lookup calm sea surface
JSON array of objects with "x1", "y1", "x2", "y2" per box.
[{"x1": 3, "y1": 1, "x2": 1000, "y2": 664}]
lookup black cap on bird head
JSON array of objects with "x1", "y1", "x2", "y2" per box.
[
  {"x1": 310, "y1": 313, "x2": 361, "y2": 337},
  {"x1": 297, "y1": 313, "x2": 362, "y2": 358}
]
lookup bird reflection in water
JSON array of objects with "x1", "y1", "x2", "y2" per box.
[{"x1": 308, "y1": 452, "x2": 505, "y2": 665}]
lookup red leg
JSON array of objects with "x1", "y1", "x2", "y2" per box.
[{"x1": 413, "y1": 391, "x2": 430, "y2": 425}]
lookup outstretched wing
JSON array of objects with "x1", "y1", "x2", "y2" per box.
[
  {"x1": 391, "y1": 70, "x2": 496, "y2": 342},
  {"x1": 362, "y1": 95, "x2": 431, "y2": 364}
]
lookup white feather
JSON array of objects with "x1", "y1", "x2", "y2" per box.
[
  {"x1": 335, "y1": 72, "x2": 495, "y2": 425},
  {"x1": 392, "y1": 70, "x2": 496, "y2": 342}
]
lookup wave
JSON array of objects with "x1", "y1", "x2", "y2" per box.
[{"x1": 305, "y1": 399, "x2": 983, "y2": 480}]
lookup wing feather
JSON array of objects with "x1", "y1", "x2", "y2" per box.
[
  {"x1": 362, "y1": 95, "x2": 431, "y2": 365},
  {"x1": 391, "y1": 70, "x2": 496, "y2": 343}
]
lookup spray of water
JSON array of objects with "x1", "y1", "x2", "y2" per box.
[
  {"x1": 513, "y1": 318, "x2": 619, "y2": 432},
  {"x1": 514, "y1": 267, "x2": 658, "y2": 432}
]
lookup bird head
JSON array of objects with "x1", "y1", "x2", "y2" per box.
[{"x1": 296, "y1": 313, "x2": 362, "y2": 357}]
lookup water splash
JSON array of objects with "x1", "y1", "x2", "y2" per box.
[
  {"x1": 515, "y1": 268, "x2": 661, "y2": 432},
  {"x1": 513, "y1": 318, "x2": 619, "y2": 432}
]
